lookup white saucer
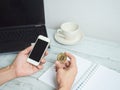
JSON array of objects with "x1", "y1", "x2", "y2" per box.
[{"x1": 54, "y1": 31, "x2": 83, "y2": 45}]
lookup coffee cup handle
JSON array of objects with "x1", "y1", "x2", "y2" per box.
[{"x1": 57, "y1": 29, "x2": 65, "y2": 38}]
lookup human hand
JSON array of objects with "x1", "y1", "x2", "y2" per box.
[
  {"x1": 11, "y1": 46, "x2": 48, "y2": 77},
  {"x1": 55, "y1": 52, "x2": 77, "y2": 90}
]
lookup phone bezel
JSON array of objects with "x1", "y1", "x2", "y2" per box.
[{"x1": 27, "y1": 35, "x2": 50, "y2": 66}]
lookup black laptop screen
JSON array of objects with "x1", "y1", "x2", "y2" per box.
[{"x1": 0, "y1": 0, "x2": 45, "y2": 28}]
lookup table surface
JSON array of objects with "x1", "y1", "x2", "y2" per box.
[{"x1": 0, "y1": 28, "x2": 120, "y2": 90}]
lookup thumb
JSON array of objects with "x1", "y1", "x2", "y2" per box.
[
  {"x1": 55, "y1": 61, "x2": 63, "y2": 71},
  {"x1": 22, "y1": 46, "x2": 33, "y2": 54}
]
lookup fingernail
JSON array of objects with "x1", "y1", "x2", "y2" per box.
[{"x1": 56, "y1": 61, "x2": 59, "y2": 64}]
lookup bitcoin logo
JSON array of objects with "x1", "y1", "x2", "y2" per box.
[{"x1": 57, "y1": 53, "x2": 67, "y2": 63}]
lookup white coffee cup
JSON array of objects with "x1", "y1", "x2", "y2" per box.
[{"x1": 57, "y1": 22, "x2": 80, "y2": 40}]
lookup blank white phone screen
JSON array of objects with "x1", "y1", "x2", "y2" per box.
[{"x1": 29, "y1": 39, "x2": 48, "y2": 62}]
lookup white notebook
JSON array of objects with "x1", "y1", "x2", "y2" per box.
[{"x1": 38, "y1": 55, "x2": 120, "y2": 90}]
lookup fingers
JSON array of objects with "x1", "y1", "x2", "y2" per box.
[
  {"x1": 44, "y1": 51, "x2": 48, "y2": 56},
  {"x1": 32, "y1": 65, "x2": 43, "y2": 73},
  {"x1": 55, "y1": 52, "x2": 76, "y2": 70},
  {"x1": 37, "y1": 65, "x2": 43, "y2": 69},
  {"x1": 32, "y1": 59, "x2": 46, "y2": 72},
  {"x1": 36, "y1": 59, "x2": 46, "y2": 70},
  {"x1": 55, "y1": 61, "x2": 62, "y2": 68},
  {"x1": 65, "y1": 52, "x2": 77, "y2": 67},
  {"x1": 65, "y1": 61, "x2": 70, "y2": 67},
  {"x1": 55, "y1": 61, "x2": 64, "y2": 72},
  {"x1": 38, "y1": 51, "x2": 47, "y2": 65},
  {"x1": 40, "y1": 59, "x2": 46, "y2": 64}
]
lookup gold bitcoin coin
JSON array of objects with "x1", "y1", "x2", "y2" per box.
[{"x1": 57, "y1": 53, "x2": 67, "y2": 63}]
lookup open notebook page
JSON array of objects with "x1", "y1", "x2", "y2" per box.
[
  {"x1": 81, "y1": 65, "x2": 120, "y2": 90},
  {"x1": 38, "y1": 55, "x2": 93, "y2": 88}
]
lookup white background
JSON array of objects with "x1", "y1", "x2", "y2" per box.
[{"x1": 44, "y1": 0, "x2": 120, "y2": 43}]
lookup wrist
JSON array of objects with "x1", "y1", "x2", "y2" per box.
[
  {"x1": 0, "y1": 65, "x2": 17, "y2": 85},
  {"x1": 58, "y1": 87, "x2": 71, "y2": 90},
  {"x1": 58, "y1": 84, "x2": 71, "y2": 90},
  {"x1": 8, "y1": 65, "x2": 17, "y2": 79}
]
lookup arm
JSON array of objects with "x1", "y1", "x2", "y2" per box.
[
  {"x1": 55, "y1": 52, "x2": 78, "y2": 90},
  {"x1": 0, "y1": 65, "x2": 16, "y2": 85},
  {"x1": 0, "y1": 46, "x2": 47, "y2": 85}
]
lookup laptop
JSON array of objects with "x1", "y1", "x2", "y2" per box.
[{"x1": 0, "y1": 0, "x2": 48, "y2": 53}]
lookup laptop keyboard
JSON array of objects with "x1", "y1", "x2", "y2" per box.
[{"x1": 0, "y1": 25, "x2": 47, "y2": 43}]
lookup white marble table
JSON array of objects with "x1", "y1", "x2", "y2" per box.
[{"x1": 0, "y1": 28, "x2": 120, "y2": 90}]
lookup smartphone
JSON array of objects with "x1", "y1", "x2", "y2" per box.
[{"x1": 27, "y1": 35, "x2": 50, "y2": 66}]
